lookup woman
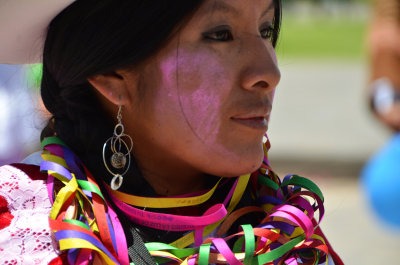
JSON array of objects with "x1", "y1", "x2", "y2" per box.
[{"x1": 0, "y1": 0, "x2": 343, "y2": 264}]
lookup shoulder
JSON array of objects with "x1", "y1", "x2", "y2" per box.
[
  {"x1": 0, "y1": 164, "x2": 49, "y2": 210},
  {"x1": 0, "y1": 164, "x2": 62, "y2": 264}
]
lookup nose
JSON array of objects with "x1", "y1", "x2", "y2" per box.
[{"x1": 239, "y1": 37, "x2": 281, "y2": 93}]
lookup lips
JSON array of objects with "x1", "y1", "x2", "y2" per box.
[
  {"x1": 231, "y1": 116, "x2": 268, "y2": 130},
  {"x1": 231, "y1": 108, "x2": 271, "y2": 130}
]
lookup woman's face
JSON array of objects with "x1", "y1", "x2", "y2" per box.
[{"x1": 125, "y1": 0, "x2": 280, "y2": 179}]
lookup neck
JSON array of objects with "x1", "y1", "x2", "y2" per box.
[
  {"x1": 140, "y1": 166, "x2": 206, "y2": 197},
  {"x1": 130, "y1": 148, "x2": 206, "y2": 197}
]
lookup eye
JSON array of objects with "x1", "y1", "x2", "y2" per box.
[
  {"x1": 260, "y1": 25, "x2": 274, "y2": 40},
  {"x1": 202, "y1": 26, "x2": 234, "y2": 42}
]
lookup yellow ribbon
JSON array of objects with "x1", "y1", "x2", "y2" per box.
[
  {"x1": 171, "y1": 174, "x2": 251, "y2": 249},
  {"x1": 109, "y1": 178, "x2": 223, "y2": 209}
]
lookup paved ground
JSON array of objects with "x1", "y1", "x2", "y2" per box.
[
  {"x1": 268, "y1": 60, "x2": 400, "y2": 265},
  {"x1": 319, "y1": 176, "x2": 400, "y2": 265},
  {"x1": 269, "y1": 59, "x2": 390, "y2": 161}
]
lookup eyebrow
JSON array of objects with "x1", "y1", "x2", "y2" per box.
[
  {"x1": 205, "y1": 0, "x2": 275, "y2": 18},
  {"x1": 261, "y1": 1, "x2": 275, "y2": 18},
  {"x1": 209, "y1": 1, "x2": 240, "y2": 16}
]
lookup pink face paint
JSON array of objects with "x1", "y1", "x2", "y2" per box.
[
  {"x1": 138, "y1": 26, "x2": 280, "y2": 177},
  {"x1": 156, "y1": 48, "x2": 237, "y2": 157}
]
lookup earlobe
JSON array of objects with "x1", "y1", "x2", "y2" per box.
[{"x1": 87, "y1": 72, "x2": 131, "y2": 106}]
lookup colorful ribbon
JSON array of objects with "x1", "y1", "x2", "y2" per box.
[
  {"x1": 41, "y1": 137, "x2": 129, "y2": 265},
  {"x1": 41, "y1": 136, "x2": 340, "y2": 265}
]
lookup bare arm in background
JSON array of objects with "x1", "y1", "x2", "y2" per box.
[{"x1": 368, "y1": 0, "x2": 400, "y2": 131}]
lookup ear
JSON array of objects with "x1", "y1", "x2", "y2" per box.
[{"x1": 87, "y1": 71, "x2": 133, "y2": 106}]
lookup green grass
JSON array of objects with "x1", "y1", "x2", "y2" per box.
[
  {"x1": 28, "y1": 64, "x2": 43, "y2": 90},
  {"x1": 276, "y1": 16, "x2": 368, "y2": 60}
]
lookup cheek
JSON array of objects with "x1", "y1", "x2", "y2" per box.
[
  {"x1": 270, "y1": 49, "x2": 279, "y2": 103},
  {"x1": 158, "y1": 50, "x2": 232, "y2": 145}
]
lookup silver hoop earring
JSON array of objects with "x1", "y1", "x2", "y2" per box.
[{"x1": 102, "y1": 104, "x2": 133, "y2": 190}]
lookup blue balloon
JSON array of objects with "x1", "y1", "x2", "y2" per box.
[{"x1": 361, "y1": 133, "x2": 400, "y2": 227}]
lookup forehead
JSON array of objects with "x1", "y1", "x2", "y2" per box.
[{"x1": 196, "y1": 0, "x2": 275, "y2": 18}]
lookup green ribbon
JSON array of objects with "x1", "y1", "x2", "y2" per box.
[
  {"x1": 281, "y1": 175, "x2": 324, "y2": 202},
  {"x1": 257, "y1": 235, "x2": 306, "y2": 264},
  {"x1": 242, "y1": 224, "x2": 256, "y2": 265},
  {"x1": 41, "y1": 136, "x2": 67, "y2": 148}
]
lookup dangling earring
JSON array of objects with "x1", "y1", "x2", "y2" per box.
[{"x1": 102, "y1": 103, "x2": 133, "y2": 190}]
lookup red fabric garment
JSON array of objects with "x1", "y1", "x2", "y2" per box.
[
  {"x1": 10, "y1": 163, "x2": 48, "y2": 181},
  {"x1": 0, "y1": 195, "x2": 13, "y2": 230}
]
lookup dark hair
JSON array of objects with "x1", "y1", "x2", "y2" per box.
[{"x1": 41, "y1": 0, "x2": 282, "y2": 188}]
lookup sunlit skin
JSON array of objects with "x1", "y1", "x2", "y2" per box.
[{"x1": 90, "y1": 0, "x2": 281, "y2": 196}]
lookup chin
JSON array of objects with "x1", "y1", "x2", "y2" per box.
[
  {"x1": 241, "y1": 155, "x2": 264, "y2": 174},
  {"x1": 217, "y1": 148, "x2": 265, "y2": 177}
]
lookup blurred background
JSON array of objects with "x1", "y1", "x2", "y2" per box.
[
  {"x1": 1, "y1": 0, "x2": 400, "y2": 264},
  {"x1": 269, "y1": 0, "x2": 400, "y2": 264},
  {"x1": 0, "y1": 64, "x2": 46, "y2": 166}
]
